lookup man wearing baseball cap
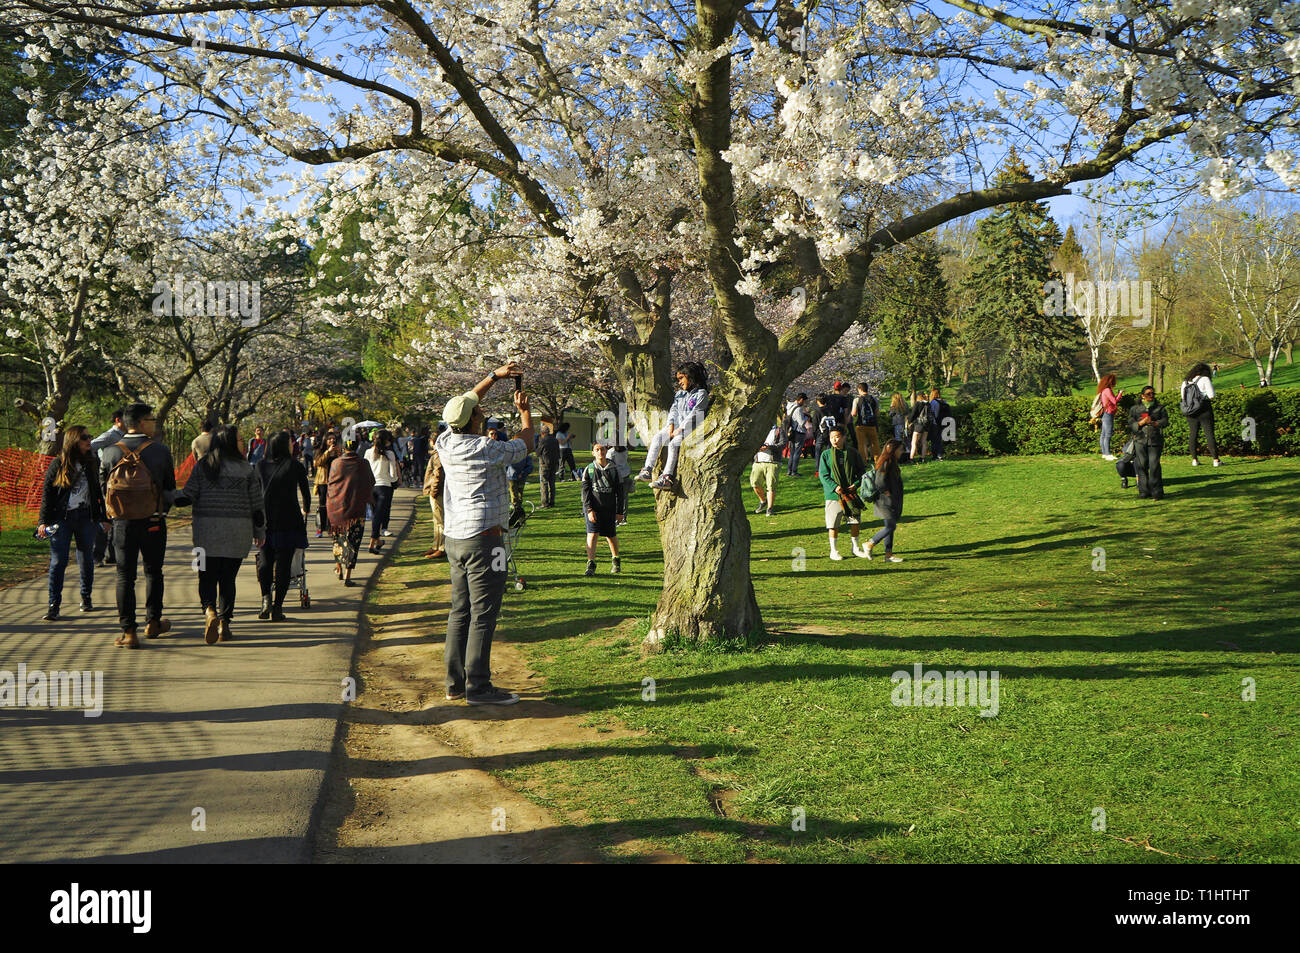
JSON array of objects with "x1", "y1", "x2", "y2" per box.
[{"x1": 436, "y1": 361, "x2": 533, "y2": 705}]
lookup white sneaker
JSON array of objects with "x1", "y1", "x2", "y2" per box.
[
  {"x1": 381, "y1": 530, "x2": 394, "y2": 537},
  {"x1": 863, "y1": 543, "x2": 874, "y2": 561},
  {"x1": 829, "y1": 549, "x2": 843, "y2": 561},
  {"x1": 1191, "y1": 459, "x2": 1200, "y2": 467},
  {"x1": 852, "y1": 543, "x2": 869, "y2": 558},
  {"x1": 1102, "y1": 454, "x2": 1116, "y2": 461},
  {"x1": 885, "y1": 555, "x2": 903, "y2": 563}
]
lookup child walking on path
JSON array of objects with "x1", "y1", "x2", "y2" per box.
[
  {"x1": 582, "y1": 442, "x2": 626, "y2": 575},
  {"x1": 636, "y1": 362, "x2": 710, "y2": 491}
]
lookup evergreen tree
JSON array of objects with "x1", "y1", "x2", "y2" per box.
[
  {"x1": 870, "y1": 235, "x2": 951, "y2": 395},
  {"x1": 961, "y1": 150, "x2": 1084, "y2": 397}
]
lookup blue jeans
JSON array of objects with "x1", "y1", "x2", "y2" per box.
[
  {"x1": 870, "y1": 518, "x2": 897, "y2": 552},
  {"x1": 1100, "y1": 412, "x2": 1114, "y2": 455},
  {"x1": 48, "y1": 507, "x2": 96, "y2": 607},
  {"x1": 786, "y1": 434, "x2": 805, "y2": 475}
]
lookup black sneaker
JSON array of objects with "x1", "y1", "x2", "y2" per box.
[
  {"x1": 765, "y1": 508, "x2": 773, "y2": 517},
  {"x1": 445, "y1": 687, "x2": 465, "y2": 701},
  {"x1": 465, "y1": 686, "x2": 520, "y2": 706},
  {"x1": 612, "y1": 557, "x2": 621, "y2": 574},
  {"x1": 584, "y1": 559, "x2": 596, "y2": 577},
  {"x1": 80, "y1": 596, "x2": 92, "y2": 612},
  {"x1": 43, "y1": 604, "x2": 59, "y2": 621}
]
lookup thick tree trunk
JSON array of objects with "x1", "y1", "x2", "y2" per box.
[{"x1": 641, "y1": 385, "x2": 780, "y2": 643}]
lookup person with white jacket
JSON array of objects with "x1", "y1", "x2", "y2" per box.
[
  {"x1": 366, "y1": 429, "x2": 401, "y2": 552},
  {"x1": 1180, "y1": 362, "x2": 1221, "y2": 468}
]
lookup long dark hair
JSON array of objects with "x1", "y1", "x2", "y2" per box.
[
  {"x1": 1186, "y1": 362, "x2": 1212, "y2": 382},
  {"x1": 54, "y1": 425, "x2": 91, "y2": 489},
  {"x1": 875, "y1": 438, "x2": 904, "y2": 474},
  {"x1": 201, "y1": 425, "x2": 244, "y2": 481},
  {"x1": 267, "y1": 429, "x2": 293, "y2": 463},
  {"x1": 370, "y1": 428, "x2": 394, "y2": 458}
]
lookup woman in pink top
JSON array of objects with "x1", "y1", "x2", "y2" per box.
[{"x1": 1097, "y1": 374, "x2": 1122, "y2": 459}]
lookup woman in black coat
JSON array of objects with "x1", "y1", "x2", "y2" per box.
[
  {"x1": 37, "y1": 425, "x2": 108, "y2": 620},
  {"x1": 255, "y1": 430, "x2": 311, "y2": 620},
  {"x1": 865, "y1": 438, "x2": 905, "y2": 563}
]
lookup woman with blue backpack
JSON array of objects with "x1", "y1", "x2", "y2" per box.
[
  {"x1": 863, "y1": 438, "x2": 905, "y2": 562},
  {"x1": 1180, "y1": 362, "x2": 1221, "y2": 468}
]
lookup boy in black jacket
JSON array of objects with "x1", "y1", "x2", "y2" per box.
[
  {"x1": 1128, "y1": 385, "x2": 1169, "y2": 500},
  {"x1": 581, "y1": 441, "x2": 626, "y2": 576}
]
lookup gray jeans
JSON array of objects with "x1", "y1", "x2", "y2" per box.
[{"x1": 444, "y1": 532, "x2": 508, "y2": 696}]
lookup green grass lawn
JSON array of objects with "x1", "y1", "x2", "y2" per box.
[
  {"x1": 0, "y1": 524, "x2": 48, "y2": 589},
  {"x1": 405, "y1": 451, "x2": 1300, "y2": 863},
  {"x1": 1071, "y1": 358, "x2": 1300, "y2": 396}
]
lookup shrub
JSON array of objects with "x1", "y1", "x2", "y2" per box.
[{"x1": 944, "y1": 386, "x2": 1299, "y2": 457}]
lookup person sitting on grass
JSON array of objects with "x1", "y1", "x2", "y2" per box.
[
  {"x1": 818, "y1": 425, "x2": 868, "y2": 560},
  {"x1": 636, "y1": 362, "x2": 710, "y2": 491},
  {"x1": 582, "y1": 440, "x2": 626, "y2": 576}
]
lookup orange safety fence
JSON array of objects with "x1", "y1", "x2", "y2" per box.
[{"x1": 1, "y1": 448, "x2": 196, "y2": 532}]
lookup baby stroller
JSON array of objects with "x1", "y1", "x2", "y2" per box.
[
  {"x1": 290, "y1": 547, "x2": 311, "y2": 608},
  {"x1": 504, "y1": 501, "x2": 536, "y2": 592},
  {"x1": 1115, "y1": 439, "x2": 1137, "y2": 489}
]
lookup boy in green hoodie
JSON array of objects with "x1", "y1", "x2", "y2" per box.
[{"x1": 818, "y1": 426, "x2": 868, "y2": 560}]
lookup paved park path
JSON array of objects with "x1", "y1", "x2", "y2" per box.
[{"x1": 0, "y1": 490, "x2": 418, "y2": 862}]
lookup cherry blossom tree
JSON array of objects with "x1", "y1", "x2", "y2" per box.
[
  {"x1": 11, "y1": 1, "x2": 1298, "y2": 639},
  {"x1": 0, "y1": 97, "x2": 189, "y2": 452}
]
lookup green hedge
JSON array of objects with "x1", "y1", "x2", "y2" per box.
[{"x1": 948, "y1": 387, "x2": 1300, "y2": 456}]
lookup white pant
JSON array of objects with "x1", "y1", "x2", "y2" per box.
[{"x1": 644, "y1": 427, "x2": 684, "y2": 476}]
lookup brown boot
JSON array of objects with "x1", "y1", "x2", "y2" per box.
[
  {"x1": 115, "y1": 627, "x2": 140, "y2": 649},
  {"x1": 218, "y1": 618, "x2": 232, "y2": 642},
  {"x1": 146, "y1": 618, "x2": 171, "y2": 640},
  {"x1": 203, "y1": 608, "x2": 220, "y2": 645}
]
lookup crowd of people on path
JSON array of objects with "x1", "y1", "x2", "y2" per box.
[{"x1": 33, "y1": 402, "x2": 428, "y2": 646}]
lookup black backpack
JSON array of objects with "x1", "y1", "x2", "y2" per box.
[
  {"x1": 935, "y1": 399, "x2": 952, "y2": 426},
  {"x1": 1180, "y1": 380, "x2": 1208, "y2": 417},
  {"x1": 855, "y1": 395, "x2": 878, "y2": 427}
]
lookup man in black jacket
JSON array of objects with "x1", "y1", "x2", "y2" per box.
[
  {"x1": 99, "y1": 403, "x2": 177, "y2": 646},
  {"x1": 536, "y1": 425, "x2": 560, "y2": 507},
  {"x1": 1128, "y1": 385, "x2": 1169, "y2": 500}
]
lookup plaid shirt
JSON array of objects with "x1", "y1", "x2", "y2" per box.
[{"x1": 436, "y1": 430, "x2": 528, "y2": 539}]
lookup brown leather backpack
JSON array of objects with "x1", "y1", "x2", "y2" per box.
[{"x1": 104, "y1": 440, "x2": 160, "y2": 519}]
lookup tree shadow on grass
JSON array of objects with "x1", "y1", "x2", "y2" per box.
[
  {"x1": 1159, "y1": 470, "x2": 1300, "y2": 501},
  {"x1": 317, "y1": 813, "x2": 906, "y2": 863},
  {"x1": 548, "y1": 654, "x2": 1295, "y2": 712}
]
